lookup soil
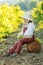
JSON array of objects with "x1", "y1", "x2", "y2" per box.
[{"x1": 0, "y1": 32, "x2": 43, "y2": 65}]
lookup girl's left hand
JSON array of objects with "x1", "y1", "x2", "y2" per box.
[{"x1": 17, "y1": 35, "x2": 24, "y2": 39}]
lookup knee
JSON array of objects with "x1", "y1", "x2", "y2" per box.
[{"x1": 19, "y1": 39, "x2": 24, "y2": 43}]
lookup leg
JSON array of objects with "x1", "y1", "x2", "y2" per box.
[
  {"x1": 14, "y1": 37, "x2": 33, "y2": 54},
  {"x1": 9, "y1": 37, "x2": 33, "y2": 54},
  {"x1": 9, "y1": 43, "x2": 17, "y2": 54},
  {"x1": 8, "y1": 39, "x2": 25, "y2": 54},
  {"x1": 15, "y1": 41, "x2": 23, "y2": 54},
  {"x1": 3, "y1": 43, "x2": 19, "y2": 57}
]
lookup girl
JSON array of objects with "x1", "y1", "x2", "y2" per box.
[{"x1": 4, "y1": 13, "x2": 35, "y2": 57}]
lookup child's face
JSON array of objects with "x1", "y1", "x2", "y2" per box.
[{"x1": 23, "y1": 19, "x2": 29, "y2": 25}]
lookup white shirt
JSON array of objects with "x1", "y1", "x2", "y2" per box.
[
  {"x1": 18, "y1": 22, "x2": 35, "y2": 38},
  {"x1": 24, "y1": 22, "x2": 35, "y2": 38}
]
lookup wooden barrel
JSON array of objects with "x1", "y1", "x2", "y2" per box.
[{"x1": 27, "y1": 40, "x2": 41, "y2": 53}]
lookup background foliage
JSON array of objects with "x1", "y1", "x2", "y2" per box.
[
  {"x1": 0, "y1": 4, "x2": 24, "y2": 40},
  {"x1": 32, "y1": 1, "x2": 43, "y2": 30}
]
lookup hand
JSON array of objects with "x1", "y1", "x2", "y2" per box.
[{"x1": 17, "y1": 35, "x2": 24, "y2": 39}]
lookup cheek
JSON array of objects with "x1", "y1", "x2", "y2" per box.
[
  {"x1": 24, "y1": 21, "x2": 26, "y2": 24},
  {"x1": 25, "y1": 21, "x2": 27, "y2": 23},
  {"x1": 24, "y1": 20, "x2": 27, "y2": 23},
  {"x1": 24, "y1": 19, "x2": 28, "y2": 24}
]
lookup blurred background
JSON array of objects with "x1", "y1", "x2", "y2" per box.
[
  {"x1": 0, "y1": 0, "x2": 43, "y2": 43},
  {"x1": 0, "y1": 0, "x2": 41, "y2": 11}
]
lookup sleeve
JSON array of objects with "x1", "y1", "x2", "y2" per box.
[{"x1": 24, "y1": 23, "x2": 35, "y2": 37}]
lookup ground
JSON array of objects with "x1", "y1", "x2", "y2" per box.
[{"x1": 0, "y1": 30, "x2": 43, "y2": 65}]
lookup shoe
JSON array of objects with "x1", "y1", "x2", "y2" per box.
[{"x1": 10, "y1": 52, "x2": 18, "y2": 57}]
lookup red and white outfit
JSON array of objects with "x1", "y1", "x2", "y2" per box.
[{"x1": 8, "y1": 22, "x2": 35, "y2": 54}]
